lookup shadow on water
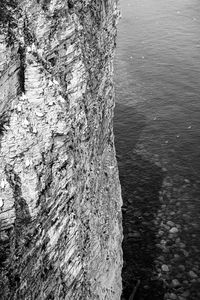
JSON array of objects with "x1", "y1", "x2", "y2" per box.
[{"x1": 114, "y1": 103, "x2": 165, "y2": 300}]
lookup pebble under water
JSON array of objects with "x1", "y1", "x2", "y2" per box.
[{"x1": 114, "y1": 0, "x2": 200, "y2": 299}]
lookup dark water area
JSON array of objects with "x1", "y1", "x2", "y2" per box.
[{"x1": 114, "y1": 0, "x2": 200, "y2": 299}]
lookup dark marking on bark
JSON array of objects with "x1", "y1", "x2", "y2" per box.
[
  {"x1": 4, "y1": 164, "x2": 31, "y2": 234},
  {"x1": 36, "y1": 145, "x2": 55, "y2": 210},
  {"x1": 46, "y1": 293, "x2": 54, "y2": 300},
  {"x1": 0, "y1": 112, "x2": 9, "y2": 139},
  {"x1": 0, "y1": 0, "x2": 19, "y2": 46},
  {"x1": 40, "y1": 0, "x2": 52, "y2": 11},
  {"x1": 48, "y1": 56, "x2": 57, "y2": 67},
  {"x1": 0, "y1": 0, "x2": 18, "y2": 27},
  {"x1": 23, "y1": 15, "x2": 36, "y2": 45},
  {"x1": 0, "y1": 230, "x2": 10, "y2": 268},
  {"x1": 17, "y1": 45, "x2": 25, "y2": 94},
  {"x1": 68, "y1": 0, "x2": 74, "y2": 10}
]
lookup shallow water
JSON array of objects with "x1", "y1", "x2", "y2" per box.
[{"x1": 114, "y1": 0, "x2": 200, "y2": 299}]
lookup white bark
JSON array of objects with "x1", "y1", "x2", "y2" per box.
[{"x1": 0, "y1": 1, "x2": 122, "y2": 299}]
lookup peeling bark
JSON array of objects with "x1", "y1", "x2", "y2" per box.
[{"x1": 0, "y1": 0, "x2": 122, "y2": 299}]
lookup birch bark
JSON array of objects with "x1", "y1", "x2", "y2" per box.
[{"x1": 0, "y1": 1, "x2": 122, "y2": 299}]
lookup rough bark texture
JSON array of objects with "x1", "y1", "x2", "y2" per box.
[{"x1": 0, "y1": 1, "x2": 122, "y2": 299}]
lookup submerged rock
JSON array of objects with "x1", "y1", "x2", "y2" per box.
[
  {"x1": 169, "y1": 227, "x2": 179, "y2": 234},
  {"x1": 162, "y1": 264, "x2": 170, "y2": 272},
  {"x1": 188, "y1": 271, "x2": 198, "y2": 279}
]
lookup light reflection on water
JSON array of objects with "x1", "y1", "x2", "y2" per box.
[{"x1": 114, "y1": 0, "x2": 200, "y2": 298}]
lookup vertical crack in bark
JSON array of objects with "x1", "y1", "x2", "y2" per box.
[
  {"x1": 17, "y1": 45, "x2": 26, "y2": 94},
  {"x1": 5, "y1": 164, "x2": 31, "y2": 238}
]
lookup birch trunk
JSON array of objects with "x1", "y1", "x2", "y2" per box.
[{"x1": 0, "y1": 1, "x2": 122, "y2": 299}]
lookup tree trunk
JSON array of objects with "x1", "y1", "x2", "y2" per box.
[{"x1": 0, "y1": 0, "x2": 122, "y2": 299}]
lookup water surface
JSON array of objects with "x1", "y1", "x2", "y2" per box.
[{"x1": 114, "y1": 0, "x2": 200, "y2": 299}]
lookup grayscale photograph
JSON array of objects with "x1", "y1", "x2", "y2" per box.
[{"x1": 0, "y1": 0, "x2": 199, "y2": 299}]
